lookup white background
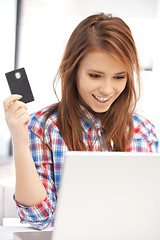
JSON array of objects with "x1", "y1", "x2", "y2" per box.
[{"x1": 0, "y1": 0, "x2": 160, "y2": 158}]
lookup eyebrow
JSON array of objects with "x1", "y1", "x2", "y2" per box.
[
  {"x1": 114, "y1": 71, "x2": 127, "y2": 75},
  {"x1": 87, "y1": 69, "x2": 127, "y2": 75},
  {"x1": 87, "y1": 69, "x2": 105, "y2": 74}
]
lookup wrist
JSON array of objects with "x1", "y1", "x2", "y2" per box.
[{"x1": 12, "y1": 139, "x2": 29, "y2": 149}]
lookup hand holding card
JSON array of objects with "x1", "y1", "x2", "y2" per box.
[{"x1": 5, "y1": 68, "x2": 34, "y2": 103}]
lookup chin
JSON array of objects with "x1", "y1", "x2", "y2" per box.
[
  {"x1": 93, "y1": 105, "x2": 110, "y2": 112},
  {"x1": 91, "y1": 107, "x2": 110, "y2": 114}
]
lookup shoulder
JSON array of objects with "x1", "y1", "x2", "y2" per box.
[
  {"x1": 132, "y1": 113, "x2": 158, "y2": 143},
  {"x1": 28, "y1": 104, "x2": 59, "y2": 139},
  {"x1": 133, "y1": 113, "x2": 154, "y2": 129}
]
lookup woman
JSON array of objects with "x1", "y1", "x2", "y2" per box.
[{"x1": 3, "y1": 13, "x2": 159, "y2": 229}]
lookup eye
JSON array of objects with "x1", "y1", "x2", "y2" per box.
[
  {"x1": 89, "y1": 73, "x2": 101, "y2": 78},
  {"x1": 114, "y1": 76, "x2": 126, "y2": 80}
]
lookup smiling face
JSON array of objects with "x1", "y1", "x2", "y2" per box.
[{"x1": 76, "y1": 49, "x2": 128, "y2": 115}]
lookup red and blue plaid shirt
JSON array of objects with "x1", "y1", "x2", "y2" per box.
[{"x1": 14, "y1": 104, "x2": 159, "y2": 229}]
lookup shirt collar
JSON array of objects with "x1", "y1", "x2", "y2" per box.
[{"x1": 80, "y1": 105, "x2": 102, "y2": 132}]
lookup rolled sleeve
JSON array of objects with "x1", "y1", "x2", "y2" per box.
[{"x1": 13, "y1": 195, "x2": 55, "y2": 230}]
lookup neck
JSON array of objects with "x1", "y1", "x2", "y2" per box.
[{"x1": 77, "y1": 95, "x2": 106, "y2": 122}]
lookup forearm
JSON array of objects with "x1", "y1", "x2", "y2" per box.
[{"x1": 13, "y1": 142, "x2": 47, "y2": 207}]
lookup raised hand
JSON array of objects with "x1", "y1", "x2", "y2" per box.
[{"x1": 3, "y1": 94, "x2": 30, "y2": 146}]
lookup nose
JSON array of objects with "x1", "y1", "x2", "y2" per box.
[{"x1": 99, "y1": 78, "x2": 113, "y2": 95}]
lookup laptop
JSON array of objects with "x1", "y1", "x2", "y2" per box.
[
  {"x1": 13, "y1": 231, "x2": 52, "y2": 240},
  {"x1": 14, "y1": 152, "x2": 160, "y2": 240}
]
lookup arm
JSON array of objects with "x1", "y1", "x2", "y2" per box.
[
  {"x1": 3, "y1": 95, "x2": 47, "y2": 206},
  {"x1": 14, "y1": 131, "x2": 56, "y2": 229},
  {"x1": 3, "y1": 95, "x2": 57, "y2": 229},
  {"x1": 14, "y1": 144, "x2": 47, "y2": 206}
]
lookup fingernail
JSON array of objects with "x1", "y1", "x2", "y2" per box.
[{"x1": 17, "y1": 95, "x2": 22, "y2": 99}]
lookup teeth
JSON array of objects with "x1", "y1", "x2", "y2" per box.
[{"x1": 94, "y1": 95, "x2": 110, "y2": 102}]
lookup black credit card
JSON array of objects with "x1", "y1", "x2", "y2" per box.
[{"x1": 5, "y1": 68, "x2": 34, "y2": 103}]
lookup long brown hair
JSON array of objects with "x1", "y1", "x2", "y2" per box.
[{"x1": 43, "y1": 13, "x2": 141, "y2": 151}]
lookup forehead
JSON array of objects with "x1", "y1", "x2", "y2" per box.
[{"x1": 79, "y1": 49, "x2": 127, "y2": 73}]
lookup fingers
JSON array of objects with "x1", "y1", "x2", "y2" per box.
[
  {"x1": 3, "y1": 95, "x2": 30, "y2": 145},
  {"x1": 7, "y1": 112, "x2": 30, "y2": 127},
  {"x1": 4, "y1": 95, "x2": 30, "y2": 127},
  {"x1": 14, "y1": 107, "x2": 30, "y2": 125},
  {"x1": 7, "y1": 100, "x2": 27, "y2": 115},
  {"x1": 21, "y1": 113, "x2": 31, "y2": 126},
  {"x1": 3, "y1": 94, "x2": 22, "y2": 112},
  {"x1": 4, "y1": 95, "x2": 27, "y2": 119}
]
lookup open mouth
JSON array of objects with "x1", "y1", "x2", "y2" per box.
[{"x1": 92, "y1": 94, "x2": 111, "y2": 103}]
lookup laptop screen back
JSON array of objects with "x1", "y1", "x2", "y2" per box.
[{"x1": 52, "y1": 152, "x2": 160, "y2": 240}]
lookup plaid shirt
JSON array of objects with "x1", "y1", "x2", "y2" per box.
[{"x1": 14, "y1": 105, "x2": 159, "y2": 229}]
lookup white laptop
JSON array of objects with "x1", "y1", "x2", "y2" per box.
[
  {"x1": 14, "y1": 152, "x2": 160, "y2": 240},
  {"x1": 52, "y1": 152, "x2": 160, "y2": 240}
]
